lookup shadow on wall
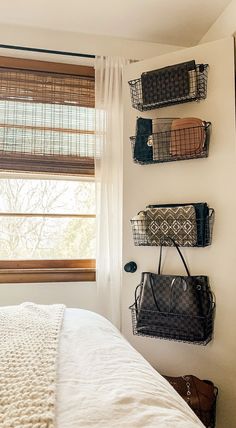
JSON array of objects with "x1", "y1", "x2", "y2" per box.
[{"x1": 0, "y1": 281, "x2": 98, "y2": 312}]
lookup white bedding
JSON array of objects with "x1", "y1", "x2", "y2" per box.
[{"x1": 56, "y1": 309, "x2": 204, "y2": 428}]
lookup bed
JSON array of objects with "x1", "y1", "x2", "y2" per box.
[
  {"x1": 0, "y1": 304, "x2": 204, "y2": 427},
  {"x1": 56, "y1": 308, "x2": 204, "y2": 427}
]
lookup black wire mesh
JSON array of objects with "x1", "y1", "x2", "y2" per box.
[
  {"x1": 128, "y1": 63, "x2": 208, "y2": 111},
  {"x1": 129, "y1": 303, "x2": 215, "y2": 345},
  {"x1": 130, "y1": 208, "x2": 214, "y2": 247},
  {"x1": 130, "y1": 121, "x2": 211, "y2": 164}
]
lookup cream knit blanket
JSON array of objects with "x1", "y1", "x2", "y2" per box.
[{"x1": 0, "y1": 302, "x2": 65, "y2": 428}]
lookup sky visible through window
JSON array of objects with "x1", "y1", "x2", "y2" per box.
[{"x1": 0, "y1": 178, "x2": 95, "y2": 260}]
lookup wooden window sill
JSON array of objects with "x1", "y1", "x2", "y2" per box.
[
  {"x1": 0, "y1": 268, "x2": 96, "y2": 283},
  {"x1": 0, "y1": 259, "x2": 96, "y2": 283}
]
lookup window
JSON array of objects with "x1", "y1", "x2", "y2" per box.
[{"x1": 0, "y1": 57, "x2": 95, "y2": 283}]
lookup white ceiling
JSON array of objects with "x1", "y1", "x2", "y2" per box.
[{"x1": 0, "y1": 0, "x2": 232, "y2": 47}]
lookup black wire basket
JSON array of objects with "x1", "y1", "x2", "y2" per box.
[
  {"x1": 129, "y1": 303, "x2": 215, "y2": 345},
  {"x1": 130, "y1": 206, "x2": 214, "y2": 247},
  {"x1": 128, "y1": 62, "x2": 208, "y2": 111},
  {"x1": 130, "y1": 121, "x2": 211, "y2": 165}
]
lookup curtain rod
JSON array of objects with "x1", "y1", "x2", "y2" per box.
[{"x1": 0, "y1": 44, "x2": 95, "y2": 59}]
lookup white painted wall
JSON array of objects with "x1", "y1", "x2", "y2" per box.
[
  {"x1": 122, "y1": 38, "x2": 236, "y2": 428},
  {"x1": 0, "y1": 24, "x2": 181, "y2": 311},
  {"x1": 0, "y1": 282, "x2": 97, "y2": 311},
  {"x1": 200, "y1": 0, "x2": 236, "y2": 43},
  {"x1": 0, "y1": 23, "x2": 183, "y2": 64}
]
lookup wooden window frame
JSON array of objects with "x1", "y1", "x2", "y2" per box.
[
  {"x1": 0, "y1": 55, "x2": 95, "y2": 77},
  {"x1": 0, "y1": 210, "x2": 96, "y2": 283},
  {"x1": 0, "y1": 56, "x2": 96, "y2": 283},
  {"x1": 0, "y1": 259, "x2": 96, "y2": 283}
]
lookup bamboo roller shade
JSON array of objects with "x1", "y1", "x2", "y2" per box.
[{"x1": 0, "y1": 57, "x2": 95, "y2": 176}]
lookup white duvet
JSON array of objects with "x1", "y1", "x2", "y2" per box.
[{"x1": 56, "y1": 309, "x2": 204, "y2": 428}]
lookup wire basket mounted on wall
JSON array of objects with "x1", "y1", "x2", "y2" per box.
[
  {"x1": 130, "y1": 119, "x2": 211, "y2": 165},
  {"x1": 129, "y1": 303, "x2": 215, "y2": 345},
  {"x1": 129, "y1": 239, "x2": 216, "y2": 345},
  {"x1": 128, "y1": 61, "x2": 208, "y2": 111},
  {"x1": 130, "y1": 203, "x2": 214, "y2": 247}
]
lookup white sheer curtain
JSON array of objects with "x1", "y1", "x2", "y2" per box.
[{"x1": 95, "y1": 56, "x2": 129, "y2": 329}]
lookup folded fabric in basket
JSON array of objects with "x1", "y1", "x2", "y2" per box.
[
  {"x1": 193, "y1": 203, "x2": 210, "y2": 246},
  {"x1": 188, "y1": 69, "x2": 198, "y2": 98},
  {"x1": 151, "y1": 118, "x2": 176, "y2": 161},
  {"x1": 145, "y1": 205, "x2": 198, "y2": 246},
  {"x1": 131, "y1": 211, "x2": 149, "y2": 245},
  {"x1": 134, "y1": 117, "x2": 153, "y2": 162},
  {"x1": 170, "y1": 118, "x2": 206, "y2": 156}
]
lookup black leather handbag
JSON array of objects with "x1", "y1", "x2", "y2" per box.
[{"x1": 132, "y1": 238, "x2": 215, "y2": 344}]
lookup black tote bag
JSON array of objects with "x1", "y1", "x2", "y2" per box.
[{"x1": 133, "y1": 238, "x2": 215, "y2": 344}]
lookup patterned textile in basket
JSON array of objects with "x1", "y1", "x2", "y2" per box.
[{"x1": 145, "y1": 205, "x2": 197, "y2": 246}]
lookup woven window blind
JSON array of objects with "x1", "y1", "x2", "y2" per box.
[{"x1": 0, "y1": 58, "x2": 95, "y2": 176}]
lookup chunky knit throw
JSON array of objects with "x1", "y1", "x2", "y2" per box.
[{"x1": 0, "y1": 302, "x2": 65, "y2": 428}]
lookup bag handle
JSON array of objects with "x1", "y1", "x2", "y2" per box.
[
  {"x1": 134, "y1": 273, "x2": 146, "y2": 312},
  {"x1": 134, "y1": 283, "x2": 142, "y2": 313},
  {"x1": 158, "y1": 237, "x2": 190, "y2": 276}
]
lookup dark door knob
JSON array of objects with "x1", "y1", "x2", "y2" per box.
[{"x1": 124, "y1": 261, "x2": 137, "y2": 273}]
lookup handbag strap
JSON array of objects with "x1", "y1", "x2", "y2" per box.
[
  {"x1": 134, "y1": 273, "x2": 146, "y2": 312},
  {"x1": 134, "y1": 283, "x2": 142, "y2": 313},
  {"x1": 158, "y1": 237, "x2": 190, "y2": 276}
]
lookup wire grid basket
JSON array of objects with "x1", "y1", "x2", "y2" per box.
[
  {"x1": 130, "y1": 122, "x2": 211, "y2": 165},
  {"x1": 128, "y1": 63, "x2": 208, "y2": 111},
  {"x1": 130, "y1": 209, "x2": 214, "y2": 247},
  {"x1": 129, "y1": 303, "x2": 215, "y2": 345}
]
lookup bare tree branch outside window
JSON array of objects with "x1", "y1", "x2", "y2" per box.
[{"x1": 0, "y1": 178, "x2": 95, "y2": 260}]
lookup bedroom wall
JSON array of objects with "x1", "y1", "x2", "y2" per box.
[
  {"x1": 0, "y1": 282, "x2": 98, "y2": 311},
  {"x1": 0, "y1": 23, "x2": 181, "y2": 310},
  {"x1": 0, "y1": 23, "x2": 183, "y2": 62},
  {"x1": 122, "y1": 37, "x2": 236, "y2": 428},
  {"x1": 199, "y1": 0, "x2": 236, "y2": 43}
]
